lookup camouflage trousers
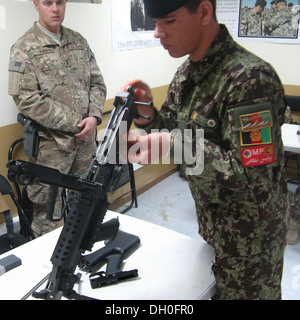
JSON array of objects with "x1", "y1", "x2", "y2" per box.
[
  {"x1": 28, "y1": 136, "x2": 97, "y2": 237},
  {"x1": 191, "y1": 184, "x2": 289, "y2": 300},
  {"x1": 212, "y1": 247, "x2": 286, "y2": 300}
]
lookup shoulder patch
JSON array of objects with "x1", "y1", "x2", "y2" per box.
[
  {"x1": 233, "y1": 102, "x2": 277, "y2": 167},
  {"x1": 9, "y1": 61, "x2": 23, "y2": 72}
]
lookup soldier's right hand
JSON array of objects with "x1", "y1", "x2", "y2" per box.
[{"x1": 121, "y1": 79, "x2": 155, "y2": 126}]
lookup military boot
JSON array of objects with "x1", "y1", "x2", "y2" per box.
[{"x1": 287, "y1": 218, "x2": 300, "y2": 245}]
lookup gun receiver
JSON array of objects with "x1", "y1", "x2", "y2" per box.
[{"x1": 7, "y1": 87, "x2": 150, "y2": 300}]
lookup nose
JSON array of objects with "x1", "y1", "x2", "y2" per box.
[
  {"x1": 51, "y1": 2, "x2": 59, "y2": 11},
  {"x1": 154, "y1": 27, "x2": 167, "y2": 39}
]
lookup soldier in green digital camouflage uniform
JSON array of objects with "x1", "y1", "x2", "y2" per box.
[
  {"x1": 8, "y1": 0, "x2": 107, "y2": 237},
  {"x1": 263, "y1": 0, "x2": 295, "y2": 37},
  {"x1": 239, "y1": 0, "x2": 267, "y2": 36},
  {"x1": 123, "y1": 0, "x2": 289, "y2": 299},
  {"x1": 263, "y1": 1, "x2": 278, "y2": 36}
]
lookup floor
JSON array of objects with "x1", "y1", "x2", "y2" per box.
[{"x1": 119, "y1": 171, "x2": 300, "y2": 300}]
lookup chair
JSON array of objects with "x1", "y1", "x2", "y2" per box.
[
  {"x1": 108, "y1": 163, "x2": 138, "y2": 214},
  {"x1": 0, "y1": 175, "x2": 35, "y2": 254},
  {"x1": 286, "y1": 95, "x2": 300, "y2": 113}
]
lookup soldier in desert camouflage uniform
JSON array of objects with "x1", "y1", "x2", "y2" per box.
[
  {"x1": 239, "y1": 0, "x2": 266, "y2": 36},
  {"x1": 123, "y1": 0, "x2": 289, "y2": 299},
  {"x1": 8, "y1": 0, "x2": 107, "y2": 236},
  {"x1": 263, "y1": 0, "x2": 295, "y2": 37}
]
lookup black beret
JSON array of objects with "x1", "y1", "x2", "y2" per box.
[
  {"x1": 144, "y1": 0, "x2": 191, "y2": 18},
  {"x1": 255, "y1": 0, "x2": 267, "y2": 7}
]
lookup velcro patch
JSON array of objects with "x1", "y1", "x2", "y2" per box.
[
  {"x1": 240, "y1": 144, "x2": 275, "y2": 167},
  {"x1": 9, "y1": 61, "x2": 23, "y2": 72},
  {"x1": 239, "y1": 110, "x2": 273, "y2": 148}
]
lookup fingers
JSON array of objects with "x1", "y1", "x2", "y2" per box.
[
  {"x1": 121, "y1": 79, "x2": 152, "y2": 103},
  {"x1": 75, "y1": 117, "x2": 97, "y2": 141}
]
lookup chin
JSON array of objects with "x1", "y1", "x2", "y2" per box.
[{"x1": 168, "y1": 51, "x2": 186, "y2": 59}]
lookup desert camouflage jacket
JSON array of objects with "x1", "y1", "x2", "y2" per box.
[{"x1": 8, "y1": 22, "x2": 106, "y2": 148}]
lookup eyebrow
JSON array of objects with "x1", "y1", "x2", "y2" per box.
[{"x1": 155, "y1": 14, "x2": 177, "y2": 21}]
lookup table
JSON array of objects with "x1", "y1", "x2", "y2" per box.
[
  {"x1": 281, "y1": 123, "x2": 300, "y2": 153},
  {"x1": 0, "y1": 211, "x2": 215, "y2": 300}
]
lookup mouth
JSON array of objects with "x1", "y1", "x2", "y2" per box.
[{"x1": 161, "y1": 43, "x2": 170, "y2": 50}]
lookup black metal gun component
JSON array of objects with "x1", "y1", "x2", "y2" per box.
[
  {"x1": 6, "y1": 87, "x2": 151, "y2": 300},
  {"x1": 79, "y1": 230, "x2": 140, "y2": 288}
]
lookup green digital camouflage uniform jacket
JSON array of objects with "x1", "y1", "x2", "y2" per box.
[
  {"x1": 8, "y1": 23, "x2": 107, "y2": 235},
  {"x1": 264, "y1": 7, "x2": 295, "y2": 37},
  {"x1": 239, "y1": 9, "x2": 263, "y2": 36},
  {"x1": 148, "y1": 25, "x2": 289, "y2": 299}
]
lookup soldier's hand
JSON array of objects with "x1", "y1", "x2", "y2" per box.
[
  {"x1": 123, "y1": 131, "x2": 172, "y2": 165},
  {"x1": 121, "y1": 79, "x2": 155, "y2": 126},
  {"x1": 75, "y1": 117, "x2": 97, "y2": 141}
]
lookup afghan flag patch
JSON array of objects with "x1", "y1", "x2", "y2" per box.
[{"x1": 240, "y1": 127, "x2": 272, "y2": 146}]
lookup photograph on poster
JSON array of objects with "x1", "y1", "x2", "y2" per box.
[
  {"x1": 239, "y1": 0, "x2": 300, "y2": 39},
  {"x1": 111, "y1": 0, "x2": 160, "y2": 51},
  {"x1": 130, "y1": 0, "x2": 155, "y2": 31}
]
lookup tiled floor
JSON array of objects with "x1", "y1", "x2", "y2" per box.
[{"x1": 120, "y1": 171, "x2": 300, "y2": 300}]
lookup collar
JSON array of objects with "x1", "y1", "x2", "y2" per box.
[
  {"x1": 178, "y1": 24, "x2": 235, "y2": 85},
  {"x1": 32, "y1": 22, "x2": 71, "y2": 47}
]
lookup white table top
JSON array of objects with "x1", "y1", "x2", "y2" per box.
[
  {"x1": 281, "y1": 123, "x2": 300, "y2": 153},
  {"x1": 0, "y1": 211, "x2": 215, "y2": 300}
]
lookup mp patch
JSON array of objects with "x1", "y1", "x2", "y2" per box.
[{"x1": 240, "y1": 144, "x2": 275, "y2": 167}]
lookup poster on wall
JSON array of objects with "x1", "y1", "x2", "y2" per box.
[
  {"x1": 217, "y1": 0, "x2": 300, "y2": 43},
  {"x1": 111, "y1": 0, "x2": 300, "y2": 51},
  {"x1": 111, "y1": 0, "x2": 159, "y2": 51}
]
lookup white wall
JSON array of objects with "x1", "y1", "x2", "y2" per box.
[
  {"x1": 0, "y1": 0, "x2": 299, "y2": 128},
  {"x1": 240, "y1": 41, "x2": 300, "y2": 87}
]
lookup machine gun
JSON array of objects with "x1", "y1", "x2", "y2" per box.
[{"x1": 6, "y1": 87, "x2": 153, "y2": 300}]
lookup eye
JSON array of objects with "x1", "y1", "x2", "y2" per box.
[
  {"x1": 43, "y1": 1, "x2": 52, "y2": 7},
  {"x1": 57, "y1": 0, "x2": 65, "y2": 6},
  {"x1": 166, "y1": 19, "x2": 176, "y2": 24}
]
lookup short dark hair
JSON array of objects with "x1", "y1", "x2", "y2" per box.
[{"x1": 184, "y1": 0, "x2": 217, "y2": 19}]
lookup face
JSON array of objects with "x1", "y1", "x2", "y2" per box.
[
  {"x1": 277, "y1": 2, "x2": 285, "y2": 11},
  {"x1": 256, "y1": 5, "x2": 264, "y2": 13},
  {"x1": 34, "y1": 0, "x2": 67, "y2": 33},
  {"x1": 153, "y1": 4, "x2": 210, "y2": 61}
]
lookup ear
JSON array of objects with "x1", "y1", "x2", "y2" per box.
[
  {"x1": 33, "y1": 0, "x2": 40, "y2": 13},
  {"x1": 198, "y1": 0, "x2": 213, "y2": 26}
]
